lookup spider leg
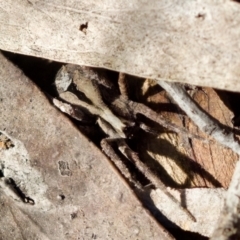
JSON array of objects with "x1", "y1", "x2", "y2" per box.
[
  {"x1": 112, "y1": 71, "x2": 210, "y2": 142},
  {"x1": 128, "y1": 100, "x2": 210, "y2": 142},
  {"x1": 98, "y1": 117, "x2": 196, "y2": 221},
  {"x1": 118, "y1": 73, "x2": 128, "y2": 99},
  {"x1": 96, "y1": 117, "x2": 140, "y2": 189},
  {"x1": 54, "y1": 66, "x2": 198, "y2": 222},
  {"x1": 52, "y1": 97, "x2": 90, "y2": 122},
  {"x1": 101, "y1": 138, "x2": 142, "y2": 190},
  {"x1": 138, "y1": 122, "x2": 166, "y2": 135},
  {"x1": 111, "y1": 91, "x2": 210, "y2": 142},
  {"x1": 117, "y1": 141, "x2": 196, "y2": 222}
]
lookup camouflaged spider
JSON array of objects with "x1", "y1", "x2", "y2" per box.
[{"x1": 53, "y1": 64, "x2": 202, "y2": 221}]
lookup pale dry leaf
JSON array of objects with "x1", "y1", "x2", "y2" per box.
[
  {"x1": 0, "y1": 53, "x2": 173, "y2": 239},
  {"x1": 1, "y1": 1, "x2": 240, "y2": 91},
  {"x1": 150, "y1": 188, "x2": 225, "y2": 237}
]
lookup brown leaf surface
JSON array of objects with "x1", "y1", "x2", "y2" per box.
[
  {"x1": 127, "y1": 80, "x2": 236, "y2": 236},
  {"x1": 185, "y1": 88, "x2": 238, "y2": 188},
  {"x1": 0, "y1": 54, "x2": 173, "y2": 239},
  {"x1": 137, "y1": 80, "x2": 237, "y2": 189}
]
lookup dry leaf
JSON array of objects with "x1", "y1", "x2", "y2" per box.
[
  {"x1": 1, "y1": 1, "x2": 240, "y2": 91},
  {"x1": 185, "y1": 88, "x2": 238, "y2": 188},
  {"x1": 150, "y1": 188, "x2": 225, "y2": 237},
  {"x1": 139, "y1": 82, "x2": 237, "y2": 189},
  {"x1": 0, "y1": 54, "x2": 172, "y2": 239},
  {"x1": 130, "y1": 80, "x2": 237, "y2": 236}
]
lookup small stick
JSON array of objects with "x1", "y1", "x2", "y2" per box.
[{"x1": 157, "y1": 81, "x2": 240, "y2": 155}]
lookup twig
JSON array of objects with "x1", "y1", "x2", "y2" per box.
[{"x1": 157, "y1": 81, "x2": 240, "y2": 156}]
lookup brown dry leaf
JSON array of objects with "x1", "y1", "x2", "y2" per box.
[
  {"x1": 132, "y1": 80, "x2": 237, "y2": 236},
  {"x1": 138, "y1": 80, "x2": 237, "y2": 189},
  {"x1": 185, "y1": 88, "x2": 238, "y2": 188},
  {"x1": 0, "y1": 54, "x2": 173, "y2": 239}
]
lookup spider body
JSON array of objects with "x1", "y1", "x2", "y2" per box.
[{"x1": 54, "y1": 64, "x2": 197, "y2": 222}]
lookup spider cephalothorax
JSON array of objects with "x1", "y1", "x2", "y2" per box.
[{"x1": 53, "y1": 64, "x2": 204, "y2": 222}]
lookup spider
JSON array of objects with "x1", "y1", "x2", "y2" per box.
[{"x1": 53, "y1": 64, "x2": 205, "y2": 222}]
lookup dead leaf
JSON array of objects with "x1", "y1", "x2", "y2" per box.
[
  {"x1": 1, "y1": 1, "x2": 240, "y2": 91},
  {"x1": 130, "y1": 80, "x2": 236, "y2": 236},
  {"x1": 185, "y1": 88, "x2": 238, "y2": 188},
  {"x1": 139, "y1": 82, "x2": 237, "y2": 189},
  {"x1": 150, "y1": 188, "x2": 225, "y2": 237},
  {"x1": 0, "y1": 53, "x2": 173, "y2": 239}
]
